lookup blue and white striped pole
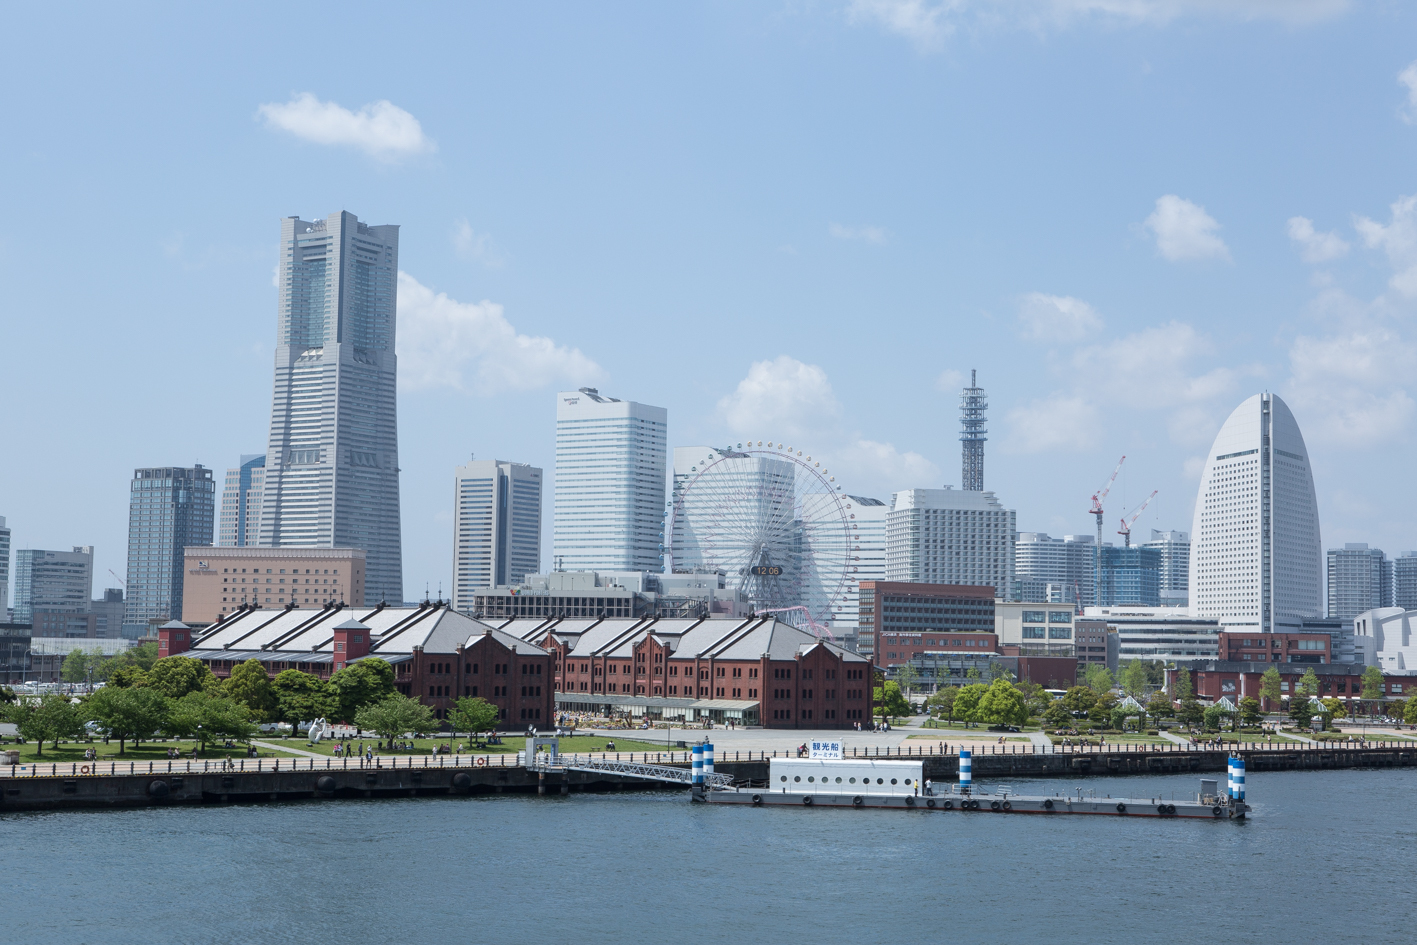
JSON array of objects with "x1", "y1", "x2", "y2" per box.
[
  {"x1": 703, "y1": 742, "x2": 714, "y2": 778},
  {"x1": 1227, "y1": 756, "x2": 1236, "y2": 799},
  {"x1": 1235, "y1": 756, "x2": 1245, "y2": 802},
  {"x1": 959, "y1": 749, "x2": 972, "y2": 793},
  {"x1": 691, "y1": 746, "x2": 703, "y2": 787}
]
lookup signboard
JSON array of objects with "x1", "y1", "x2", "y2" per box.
[
  {"x1": 749, "y1": 566, "x2": 783, "y2": 576},
  {"x1": 809, "y1": 740, "x2": 843, "y2": 760}
]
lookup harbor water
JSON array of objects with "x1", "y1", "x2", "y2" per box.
[{"x1": 8, "y1": 767, "x2": 1409, "y2": 944}]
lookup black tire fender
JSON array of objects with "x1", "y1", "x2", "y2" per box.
[
  {"x1": 990, "y1": 800, "x2": 1001, "y2": 811},
  {"x1": 1043, "y1": 799, "x2": 1054, "y2": 811},
  {"x1": 1116, "y1": 803, "x2": 1127, "y2": 814},
  {"x1": 942, "y1": 800, "x2": 954, "y2": 810},
  {"x1": 803, "y1": 795, "x2": 813, "y2": 806},
  {"x1": 751, "y1": 794, "x2": 762, "y2": 805},
  {"x1": 1002, "y1": 800, "x2": 1012, "y2": 811},
  {"x1": 852, "y1": 795, "x2": 863, "y2": 807},
  {"x1": 926, "y1": 798, "x2": 936, "y2": 809}
]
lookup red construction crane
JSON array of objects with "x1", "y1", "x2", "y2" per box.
[
  {"x1": 1118, "y1": 490, "x2": 1159, "y2": 547},
  {"x1": 1088, "y1": 456, "x2": 1125, "y2": 601}
]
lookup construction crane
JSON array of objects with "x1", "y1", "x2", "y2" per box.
[
  {"x1": 108, "y1": 569, "x2": 126, "y2": 587},
  {"x1": 1088, "y1": 456, "x2": 1125, "y2": 600},
  {"x1": 1117, "y1": 490, "x2": 1158, "y2": 547}
]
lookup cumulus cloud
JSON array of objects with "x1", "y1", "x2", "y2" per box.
[
  {"x1": 847, "y1": 0, "x2": 1347, "y2": 47},
  {"x1": 1285, "y1": 323, "x2": 1417, "y2": 446},
  {"x1": 1003, "y1": 393, "x2": 1101, "y2": 453},
  {"x1": 1017, "y1": 292, "x2": 1104, "y2": 342},
  {"x1": 1354, "y1": 194, "x2": 1417, "y2": 298},
  {"x1": 1400, "y1": 61, "x2": 1417, "y2": 123},
  {"x1": 453, "y1": 219, "x2": 506, "y2": 268},
  {"x1": 1143, "y1": 195, "x2": 1231, "y2": 262},
  {"x1": 828, "y1": 223, "x2": 888, "y2": 244},
  {"x1": 257, "y1": 93, "x2": 434, "y2": 160},
  {"x1": 1287, "y1": 216, "x2": 1350, "y2": 264},
  {"x1": 397, "y1": 272, "x2": 602, "y2": 393},
  {"x1": 935, "y1": 369, "x2": 966, "y2": 391},
  {"x1": 717, "y1": 355, "x2": 937, "y2": 495}
]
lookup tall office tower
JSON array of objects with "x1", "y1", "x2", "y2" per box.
[
  {"x1": 960, "y1": 369, "x2": 987, "y2": 492},
  {"x1": 1327, "y1": 543, "x2": 1393, "y2": 620},
  {"x1": 830, "y1": 496, "x2": 889, "y2": 636},
  {"x1": 258, "y1": 212, "x2": 402, "y2": 605},
  {"x1": 452, "y1": 459, "x2": 543, "y2": 611},
  {"x1": 1396, "y1": 552, "x2": 1417, "y2": 611},
  {"x1": 1097, "y1": 545, "x2": 1162, "y2": 606},
  {"x1": 123, "y1": 466, "x2": 215, "y2": 638},
  {"x1": 885, "y1": 487, "x2": 1016, "y2": 598},
  {"x1": 0, "y1": 516, "x2": 9, "y2": 617},
  {"x1": 218, "y1": 455, "x2": 266, "y2": 547},
  {"x1": 1014, "y1": 532, "x2": 1096, "y2": 606},
  {"x1": 12, "y1": 547, "x2": 93, "y2": 624},
  {"x1": 554, "y1": 388, "x2": 666, "y2": 572},
  {"x1": 1190, "y1": 393, "x2": 1322, "y2": 632},
  {"x1": 1141, "y1": 529, "x2": 1191, "y2": 607},
  {"x1": 90, "y1": 588, "x2": 125, "y2": 639}
]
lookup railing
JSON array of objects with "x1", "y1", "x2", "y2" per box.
[
  {"x1": 3, "y1": 738, "x2": 1410, "y2": 780},
  {"x1": 525, "y1": 753, "x2": 736, "y2": 788}
]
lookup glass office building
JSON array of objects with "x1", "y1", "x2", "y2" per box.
[{"x1": 123, "y1": 466, "x2": 214, "y2": 637}]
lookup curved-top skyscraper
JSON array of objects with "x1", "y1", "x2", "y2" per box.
[{"x1": 1190, "y1": 392, "x2": 1321, "y2": 632}]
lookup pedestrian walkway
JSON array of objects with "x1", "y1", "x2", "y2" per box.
[{"x1": 250, "y1": 739, "x2": 327, "y2": 759}]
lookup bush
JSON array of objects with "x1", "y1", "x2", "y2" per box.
[{"x1": 1146, "y1": 730, "x2": 1159, "y2": 736}]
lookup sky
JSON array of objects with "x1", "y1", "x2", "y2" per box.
[{"x1": 3, "y1": 0, "x2": 1417, "y2": 603}]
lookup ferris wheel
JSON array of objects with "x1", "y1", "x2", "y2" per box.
[{"x1": 665, "y1": 441, "x2": 854, "y2": 634}]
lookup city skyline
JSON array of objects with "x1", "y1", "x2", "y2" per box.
[{"x1": 5, "y1": 5, "x2": 1417, "y2": 599}]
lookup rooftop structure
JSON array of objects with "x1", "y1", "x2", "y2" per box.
[{"x1": 959, "y1": 369, "x2": 987, "y2": 492}]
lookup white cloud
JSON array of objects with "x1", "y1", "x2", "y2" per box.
[
  {"x1": 935, "y1": 369, "x2": 966, "y2": 391},
  {"x1": 453, "y1": 219, "x2": 506, "y2": 268},
  {"x1": 1284, "y1": 323, "x2": 1417, "y2": 446},
  {"x1": 1400, "y1": 61, "x2": 1417, "y2": 123},
  {"x1": 847, "y1": 0, "x2": 1347, "y2": 47},
  {"x1": 397, "y1": 272, "x2": 602, "y2": 393},
  {"x1": 828, "y1": 223, "x2": 888, "y2": 244},
  {"x1": 1003, "y1": 393, "x2": 1100, "y2": 453},
  {"x1": 717, "y1": 356, "x2": 937, "y2": 494},
  {"x1": 1287, "y1": 216, "x2": 1349, "y2": 265},
  {"x1": 1017, "y1": 292, "x2": 1104, "y2": 342},
  {"x1": 257, "y1": 93, "x2": 434, "y2": 160},
  {"x1": 1143, "y1": 195, "x2": 1231, "y2": 262},
  {"x1": 1354, "y1": 194, "x2": 1417, "y2": 298}
]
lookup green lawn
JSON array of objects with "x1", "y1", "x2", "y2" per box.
[
  {"x1": 275, "y1": 734, "x2": 685, "y2": 758},
  {"x1": 2, "y1": 738, "x2": 300, "y2": 764},
  {"x1": 907, "y1": 733, "x2": 1031, "y2": 742},
  {"x1": 1047, "y1": 733, "x2": 1173, "y2": 746}
]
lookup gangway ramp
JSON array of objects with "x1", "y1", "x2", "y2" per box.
[{"x1": 523, "y1": 752, "x2": 734, "y2": 789}]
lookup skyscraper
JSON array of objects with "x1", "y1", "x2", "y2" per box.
[
  {"x1": 1014, "y1": 532, "x2": 1096, "y2": 606},
  {"x1": 12, "y1": 547, "x2": 93, "y2": 624},
  {"x1": 960, "y1": 370, "x2": 986, "y2": 492},
  {"x1": 123, "y1": 466, "x2": 215, "y2": 638},
  {"x1": 885, "y1": 487, "x2": 1016, "y2": 597},
  {"x1": 1097, "y1": 546, "x2": 1162, "y2": 606},
  {"x1": 1190, "y1": 393, "x2": 1322, "y2": 632},
  {"x1": 1327, "y1": 543, "x2": 1392, "y2": 620},
  {"x1": 831, "y1": 495, "x2": 888, "y2": 637},
  {"x1": 0, "y1": 517, "x2": 9, "y2": 618},
  {"x1": 218, "y1": 454, "x2": 266, "y2": 547},
  {"x1": 452, "y1": 459, "x2": 543, "y2": 611},
  {"x1": 1141, "y1": 529, "x2": 1191, "y2": 607},
  {"x1": 553, "y1": 388, "x2": 666, "y2": 573},
  {"x1": 1396, "y1": 552, "x2": 1417, "y2": 611},
  {"x1": 257, "y1": 212, "x2": 402, "y2": 605}
]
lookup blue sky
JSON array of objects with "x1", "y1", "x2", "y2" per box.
[{"x1": 3, "y1": 1, "x2": 1417, "y2": 600}]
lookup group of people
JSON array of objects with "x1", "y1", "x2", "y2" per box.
[
  {"x1": 853, "y1": 721, "x2": 890, "y2": 733},
  {"x1": 333, "y1": 742, "x2": 375, "y2": 763}
]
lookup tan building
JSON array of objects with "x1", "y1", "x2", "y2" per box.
[{"x1": 181, "y1": 547, "x2": 366, "y2": 624}]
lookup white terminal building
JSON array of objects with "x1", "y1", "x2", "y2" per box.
[
  {"x1": 451, "y1": 459, "x2": 543, "y2": 614},
  {"x1": 1189, "y1": 392, "x2": 1322, "y2": 633},
  {"x1": 553, "y1": 388, "x2": 666, "y2": 573},
  {"x1": 886, "y1": 487, "x2": 1016, "y2": 599}
]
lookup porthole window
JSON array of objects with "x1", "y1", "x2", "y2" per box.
[
  {"x1": 904, "y1": 779, "x2": 911, "y2": 785},
  {"x1": 794, "y1": 776, "x2": 801, "y2": 782},
  {"x1": 877, "y1": 778, "x2": 884, "y2": 784},
  {"x1": 891, "y1": 779, "x2": 898, "y2": 785},
  {"x1": 835, "y1": 777, "x2": 843, "y2": 783},
  {"x1": 849, "y1": 777, "x2": 856, "y2": 784},
  {"x1": 808, "y1": 776, "x2": 815, "y2": 782},
  {"x1": 780, "y1": 776, "x2": 787, "y2": 782}
]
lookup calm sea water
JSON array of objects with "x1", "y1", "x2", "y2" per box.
[{"x1": 7, "y1": 768, "x2": 1411, "y2": 944}]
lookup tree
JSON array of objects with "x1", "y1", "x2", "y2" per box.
[
  {"x1": 1361, "y1": 666, "x2": 1385, "y2": 713},
  {"x1": 976, "y1": 678, "x2": 1028, "y2": 727},
  {"x1": 354, "y1": 694, "x2": 439, "y2": 749},
  {"x1": 85, "y1": 686, "x2": 168, "y2": 754},
  {"x1": 273, "y1": 670, "x2": 337, "y2": 733},
  {"x1": 164, "y1": 692, "x2": 256, "y2": 750},
  {"x1": 894, "y1": 663, "x2": 920, "y2": 699},
  {"x1": 1297, "y1": 668, "x2": 1320, "y2": 700},
  {"x1": 1405, "y1": 696, "x2": 1417, "y2": 726},
  {"x1": 1062, "y1": 686, "x2": 1098, "y2": 716},
  {"x1": 1202, "y1": 703, "x2": 1232, "y2": 733},
  {"x1": 874, "y1": 681, "x2": 912, "y2": 724},
  {"x1": 1084, "y1": 664, "x2": 1114, "y2": 694},
  {"x1": 0, "y1": 686, "x2": 15, "y2": 704},
  {"x1": 449, "y1": 696, "x2": 500, "y2": 736},
  {"x1": 1043, "y1": 701, "x2": 1071, "y2": 729},
  {"x1": 4, "y1": 694, "x2": 84, "y2": 755},
  {"x1": 330, "y1": 658, "x2": 396, "y2": 723},
  {"x1": 1289, "y1": 694, "x2": 1317, "y2": 728},
  {"x1": 927, "y1": 687, "x2": 957, "y2": 723},
  {"x1": 223, "y1": 659, "x2": 277, "y2": 723},
  {"x1": 1320, "y1": 697, "x2": 1347, "y2": 721},
  {"x1": 951, "y1": 683, "x2": 989, "y2": 724},
  {"x1": 61, "y1": 649, "x2": 92, "y2": 685},
  {"x1": 107, "y1": 665, "x2": 149, "y2": 688},
  {"x1": 1259, "y1": 666, "x2": 1283, "y2": 709},
  {"x1": 1120, "y1": 660, "x2": 1150, "y2": 699},
  {"x1": 101, "y1": 641, "x2": 160, "y2": 678},
  {"x1": 1016, "y1": 681, "x2": 1051, "y2": 719},
  {"x1": 145, "y1": 656, "x2": 216, "y2": 700},
  {"x1": 1239, "y1": 697, "x2": 1263, "y2": 727},
  {"x1": 1146, "y1": 690, "x2": 1174, "y2": 724},
  {"x1": 1177, "y1": 699, "x2": 1204, "y2": 731},
  {"x1": 1173, "y1": 668, "x2": 1194, "y2": 703},
  {"x1": 986, "y1": 661, "x2": 1013, "y2": 684},
  {"x1": 1088, "y1": 691, "x2": 1118, "y2": 726}
]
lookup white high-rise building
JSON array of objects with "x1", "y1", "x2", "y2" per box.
[
  {"x1": 830, "y1": 496, "x2": 887, "y2": 640},
  {"x1": 554, "y1": 388, "x2": 666, "y2": 573},
  {"x1": 0, "y1": 516, "x2": 9, "y2": 618},
  {"x1": 885, "y1": 487, "x2": 1016, "y2": 597},
  {"x1": 452, "y1": 459, "x2": 543, "y2": 612},
  {"x1": 1014, "y1": 532, "x2": 1095, "y2": 606},
  {"x1": 1141, "y1": 529, "x2": 1191, "y2": 607},
  {"x1": 1327, "y1": 543, "x2": 1392, "y2": 621},
  {"x1": 218, "y1": 455, "x2": 265, "y2": 547},
  {"x1": 1190, "y1": 392, "x2": 1322, "y2": 632},
  {"x1": 258, "y1": 212, "x2": 402, "y2": 605}
]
